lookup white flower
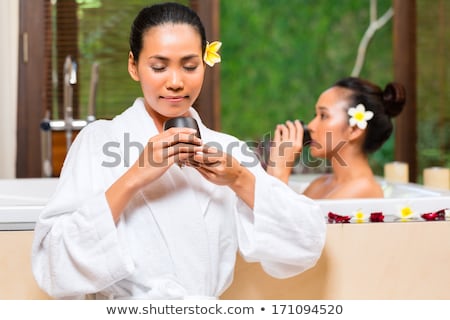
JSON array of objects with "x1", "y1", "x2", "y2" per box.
[
  {"x1": 348, "y1": 104, "x2": 374, "y2": 129},
  {"x1": 395, "y1": 203, "x2": 418, "y2": 221},
  {"x1": 350, "y1": 208, "x2": 369, "y2": 223}
]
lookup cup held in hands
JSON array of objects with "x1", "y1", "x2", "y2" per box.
[
  {"x1": 163, "y1": 116, "x2": 201, "y2": 139},
  {"x1": 300, "y1": 121, "x2": 311, "y2": 145}
]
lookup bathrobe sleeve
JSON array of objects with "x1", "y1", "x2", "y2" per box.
[
  {"x1": 232, "y1": 141, "x2": 326, "y2": 278},
  {"x1": 31, "y1": 121, "x2": 135, "y2": 299}
]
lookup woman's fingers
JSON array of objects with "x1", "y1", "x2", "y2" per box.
[
  {"x1": 273, "y1": 125, "x2": 282, "y2": 143},
  {"x1": 189, "y1": 145, "x2": 222, "y2": 166},
  {"x1": 293, "y1": 119, "x2": 304, "y2": 150},
  {"x1": 155, "y1": 127, "x2": 202, "y2": 147}
]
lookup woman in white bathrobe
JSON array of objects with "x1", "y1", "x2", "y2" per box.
[{"x1": 32, "y1": 2, "x2": 326, "y2": 299}]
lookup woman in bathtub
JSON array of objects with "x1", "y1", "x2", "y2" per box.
[{"x1": 267, "y1": 77, "x2": 406, "y2": 199}]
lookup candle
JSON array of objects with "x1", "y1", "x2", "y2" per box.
[
  {"x1": 384, "y1": 161, "x2": 409, "y2": 183},
  {"x1": 423, "y1": 167, "x2": 450, "y2": 190}
]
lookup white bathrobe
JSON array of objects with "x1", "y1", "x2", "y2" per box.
[{"x1": 31, "y1": 98, "x2": 326, "y2": 299}]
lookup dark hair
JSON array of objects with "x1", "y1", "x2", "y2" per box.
[
  {"x1": 129, "y1": 2, "x2": 206, "y2": 62},
  {"x1": 334, "y1": 76, "x2": 406, "y2": 153}
]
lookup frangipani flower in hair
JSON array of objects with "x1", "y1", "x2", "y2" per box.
[
  {"x1": 204, "y1": 41, "x2": 222, "y2": 67},
  {"x1": 348, "y1": 104, "x2": 374, "y2": 129}
]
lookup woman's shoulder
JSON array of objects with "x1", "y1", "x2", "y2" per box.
[
  {"x1": 309, "y1": 174, "x2": 332, "y2": 185},
  {"x1": 329, "y1": 175, "x2": 383, "y2": 199},
  {"x1": 78, "y1": 119, "x2": 114, "y2": 138},
  {"x1": 68, "y1": 119, "x2": 117, "y2": 152},
  {"x1": 302, "y1": 174, "x2": 331, "y2": 198},
  {"x1": 347, "y1": 176, "x2": 383, "y2": 198}
]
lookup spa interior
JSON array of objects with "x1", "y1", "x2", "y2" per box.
[{"x1": 0, "y1": 0, "x2": 449, "y2": 299}]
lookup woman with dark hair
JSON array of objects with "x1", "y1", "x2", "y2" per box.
[
  {"x1": 267, "y1": 76, "x2": 406, "y2": 199},
  {"x1": 31, "y1": 2, "x2": 325, "y2": 299}
]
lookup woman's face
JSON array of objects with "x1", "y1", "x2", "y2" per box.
[
  {"x1": 128, "y1": 23, "x2": 205, "y2": 121},
  {"x1": 307, "y1": 86, "x2": 353, "y2": 159}
]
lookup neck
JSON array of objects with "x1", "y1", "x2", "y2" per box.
[{"x1": 330, "y1": 146, "x2": 373, "y2": 182}]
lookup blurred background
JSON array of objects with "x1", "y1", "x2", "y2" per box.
[{"x1": 2, "y1": 0, "x2": 448, "y2": 182}]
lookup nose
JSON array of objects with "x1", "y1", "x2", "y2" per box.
[
  {"x1": 307, "y1": 117, "x2": 316, "y2": 133},
  {"x1": 166, "y1": 69, "x2": 184, "y2": 91}
]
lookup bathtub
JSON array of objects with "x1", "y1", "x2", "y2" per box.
[
  {"x1": 0, "y1": 175, "x2": 449, "y2": 230},
  {"x1": 289, "y1": 174, "x2": 450, "y2": 223},
  {"x1": 223, "y1": 175, "x2": 450, "y2": 299},
  {"x1": 0, "y1": 178, "x2": 58, "y2": 230},
  {"x1": 1, "y1": 176, "x2": 450, "y2": 299}
]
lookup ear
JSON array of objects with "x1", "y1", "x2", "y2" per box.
[
  {"x1": 128, "y1": 51, "x2": 139, "y2": 81},
  {"x1": 347, "y1": 124, "x2": 365, "y2": 142}
]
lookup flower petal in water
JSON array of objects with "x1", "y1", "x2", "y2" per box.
[
  {"x1": 328, "y1": 212, "x2": 351, "y2": 223},
  {"x1": 370, "y1": 212, "x2": 384, "y2": 222},
  {"x1": 421, "y1": 209, "x2": 447, "y2": 221}
]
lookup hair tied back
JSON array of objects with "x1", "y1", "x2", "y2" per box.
[{"x1": 382, "y1": 82, "x2": 406, "y2": 118}]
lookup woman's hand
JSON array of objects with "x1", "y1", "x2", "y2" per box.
[
  {"x1": 187, "y1": 145, "x2": 255, "y2": 208},
  {"x1": 129, "y1": 127, "x2": 203, "y2": 190},
  {"x1": 266, "y1": 120, "x2": 304, "y2": 183},
  {"x1": 106, "y1": 127, "x2": 202, "y2": 222}
]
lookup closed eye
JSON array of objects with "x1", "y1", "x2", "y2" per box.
[
  {"x1": 151, "y1": 65, "x2": 166, "y2": 73},
  {"x1": 184, "y1": 65, "x2": 198, "y2": 72}
]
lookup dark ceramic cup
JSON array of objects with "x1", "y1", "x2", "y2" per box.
[
  {"x1": 301, "y1": 122, "x2": 311, "y2": 145},
  {"x1": 303, "y1": 125, "x2": 311, "y2": 146},
  {"x1": 163, "y1": 116, "x2": 201, "y2": 139}
]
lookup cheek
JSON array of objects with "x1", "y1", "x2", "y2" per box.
[
  {"x1": 137, "y1": 70, "x2": 158, "y2": 89},
  {"x1": 327, "y1": 115, "x2": 349, "y2": 135},
  {"x1": 190, "y1": 73, "x2": 205, "y2": 94},
  {"x1": 313, "y1": 121, "x2": 348, "y2": 152}
]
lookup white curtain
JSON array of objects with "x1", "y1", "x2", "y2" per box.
[{"x1": 0, "y1": 0, "x2": 19, "y2": 178}]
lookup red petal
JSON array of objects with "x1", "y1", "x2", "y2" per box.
[
  {"x1": 421, "y1": 209, "x2": 446, "y2": 221},
  {"x1": 328, "y1": 211, "x2": 351, "y2": 223},
  {"x1": 370, "y1": 212, "x2": 384, "y2": 222}
]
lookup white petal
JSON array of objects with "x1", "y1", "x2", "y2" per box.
[
  {"x1": 348, "y1": 107, "x2": 356, "y2": 116},
  {"x1": 355, "y1": 104, "x2": 366, "y2": 112},
  {"x1": 365, "y1": 111, "x2": 374, "y2": 120},
  {"x1": 349, "y1": 118, "x2": 357, "y2": 127},
  {"x1": 357, "y1": 120, "x2": 367, "y2": 129}
]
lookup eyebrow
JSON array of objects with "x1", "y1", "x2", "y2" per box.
[
  {"x1": 148, "y1": 54, "x2": 200, "y2": 62},
  {"x1": 317, "y1": 106, "x2": 328, "y2": 111}
]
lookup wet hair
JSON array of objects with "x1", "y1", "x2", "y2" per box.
[
  {"x1": 129, "y1": 2, "x2": 206, "y2": 62},
  {"x1": 334, "y1": 76, "x2": 406, "y2": 154}
]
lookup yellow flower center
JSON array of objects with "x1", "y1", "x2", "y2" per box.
[
  {"x1": 401, "y1": 207, "x2": 413, "y2": 218},
  {"x1": 355, "y1": 211, "x2": 364, "y2": 219},
  {"x1": 354, "y1": 112, "x2": 365, "y2": 121}
]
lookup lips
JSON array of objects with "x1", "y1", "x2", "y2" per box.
[
  {"x1": 161, "y1": 96, "x2": 187, "y2": 102},
  {"x1": 309, "y1": 140, "x2": 321, "y2": 148}
]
